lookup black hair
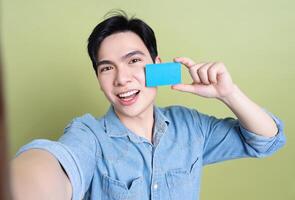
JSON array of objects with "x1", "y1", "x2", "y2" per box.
[{"x1": 87, "y1": 10, "x2": 158, "y2": 75}]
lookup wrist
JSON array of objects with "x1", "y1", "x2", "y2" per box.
[{"x1": 218, "y1": 84, "x2": 241, "y2": 106}]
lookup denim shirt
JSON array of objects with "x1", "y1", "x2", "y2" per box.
[{"x1": 17, "y1": 105, "x2": 286, "y2": 200}]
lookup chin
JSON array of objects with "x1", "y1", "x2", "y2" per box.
[
  {"x1": 113, "y1": 101, "x2": 154, "y2": 119},
  {"x1": 115, "y1": 105, "x2": 146, "y2": 118}
]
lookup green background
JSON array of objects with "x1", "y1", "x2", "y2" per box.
[{"x1": 2, "y1": 0, "x2": 294, "y2": 199}]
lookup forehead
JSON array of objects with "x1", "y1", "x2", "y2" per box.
[{"x1": 97, "y1": 31, "x2": 149, "y2": 60}]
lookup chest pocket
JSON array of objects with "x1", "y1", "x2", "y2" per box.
[
  {"x1": 101, "y1": 174, "x2": 143, "y2": 200},
  {"x1": 165, "y1": 157, "x2": 200, "y2": 200}
]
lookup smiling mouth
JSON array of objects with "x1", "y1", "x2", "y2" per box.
[{"x1": 116, "y1": 89, "x2": 140, "y2": 100}]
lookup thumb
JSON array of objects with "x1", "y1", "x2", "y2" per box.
[{"x1": 171, "y1": 84, "x2": 196, "y2": 94}]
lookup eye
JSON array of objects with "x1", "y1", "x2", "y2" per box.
[
  {"x1": 129, "y1": 58, "x2": 141, "y2": 64},
  {"x1": 100, "y1": 66, "x2": 113, "y2": 73}
]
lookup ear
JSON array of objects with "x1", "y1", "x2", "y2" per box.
[{"x1": 155, "y1": 56, "x2": 162, "y2": 64}]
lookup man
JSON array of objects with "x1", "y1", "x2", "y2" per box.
[{"x1": 11, "y1": 11, "x2": 286, "y2": 200}]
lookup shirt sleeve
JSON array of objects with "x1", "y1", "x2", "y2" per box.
[
  {"x1": 191, "y1": 109, "x2": 286, "y2": 165},
  {"x1": 16, "y1": 115, "x2": 99, "y2": 200}
]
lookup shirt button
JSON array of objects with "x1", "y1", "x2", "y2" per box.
[{"x1": 153, "y1": 183, "x2": 158, "y2": 190}]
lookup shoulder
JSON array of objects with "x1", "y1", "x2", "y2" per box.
[
  {"x1": 159, "y1": 105, "x2": 213, "y2": 129},
  {"x1": 71, "y1": 113, "x2": 103, "y2": 123},
  {"x1": 68, "y1": 113, "x2": 103, "y2": 125},
  {"x1": 63, "y1": 113, "x2": 105, "y2": 136},
  {"x1": 158, "y1": 105, "x2": 202, "y2": 125},
  {"x1": 160, "y1": 105, "x2": 201, "y2": 118}
]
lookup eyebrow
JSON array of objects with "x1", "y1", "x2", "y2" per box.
[
  {"x1": 97, "y1": 50, "x2": 146, "y2": 67},
  {"x1": 121, "y1": 50, "x2": 145, "y2": 60}
]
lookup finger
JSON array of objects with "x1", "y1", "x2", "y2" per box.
[
  {"x1": 171, "y1": 83, "x2": 196, "y2": 94},
  {"x1": 207, "y1": 62, "x2": 218, "y2": 84},
  {"x1": 197, "y1": 63, "x2": 212, "y2": 85},
  {"x1": 174, "y1": 57, "x2": 196, "y2": 69},
  {"x1": 174, "y1": 57, "x2": 202, "y2": 83},
  {"x1": 189, "y1": 63, "x2": 207, "y2": 83}
]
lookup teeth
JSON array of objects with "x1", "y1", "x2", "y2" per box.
[{"x1": 118, "y1": 90, "x2": 139, "y2": 98}]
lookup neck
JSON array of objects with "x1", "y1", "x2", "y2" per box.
[{"x1": 116, "y1": 105, "x2": 155, "y2": 142}]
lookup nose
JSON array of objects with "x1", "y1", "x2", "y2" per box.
[{"x1": 114, "y1": 67, "x2": 132, "y2": 86}]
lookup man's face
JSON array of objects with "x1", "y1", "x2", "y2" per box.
[{"x1": 97, "y1": 31, "x2": 160, "y2": 119}]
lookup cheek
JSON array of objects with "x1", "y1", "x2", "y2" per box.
[
  {"x1": 98, "y1": 77, "x2": 112, "y2": 93},
  {"x1": 133, "y1": 67, "x2": 146, "y2": 84},
  {"x1": 144, "y1": 87, "x2": 158, "y2": 101}
]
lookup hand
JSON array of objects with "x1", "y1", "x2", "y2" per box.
[{"x1": 172, "y1": 57, "x2": 236, "y2": 100}]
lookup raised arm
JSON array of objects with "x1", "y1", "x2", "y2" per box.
[{"x1": 172, "y1": 57, "x2": 278, "y2": 137}]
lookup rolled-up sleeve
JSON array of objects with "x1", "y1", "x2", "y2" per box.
[
  {"x1": 16, "y1": 115, "x2": 99, "y2": 200},
  {"x1": 238, "y1": 111, "x2": 286, "y2": 157},
  {"x1": 192, "y1": 109, "x2": 286, "y2": 165}
]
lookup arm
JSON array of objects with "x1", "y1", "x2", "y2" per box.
[
  {"x1": 11, "y1": 114, "x2": 99, "y2": 200},
  {"x1": 220, "y1": 84, "x2": 277, "y2": 137},
  {"x1": 11, "y1": 149, "x2": 72, "y2": 200},
  {"x1": 172, "y1": 57, "x2": 277, "y2": 137}
]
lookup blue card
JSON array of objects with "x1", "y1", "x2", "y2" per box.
[{"x1": 145, "y1": 62, "x2": 181, "y2": 87}]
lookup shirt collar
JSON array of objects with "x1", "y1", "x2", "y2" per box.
[
  {"x1": 153, "y1": 106, "x2": 170, "y2": 133},
  {"x1": 103, "y1": 105, "x2": 170, "y2": 143},
  {"x1": 103, "y1": 106, "x2": 129, "y2": 137}
]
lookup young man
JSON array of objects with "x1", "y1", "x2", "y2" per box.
[{"x1": 11, "y1": 12, "x2": 286, "y2": 200}]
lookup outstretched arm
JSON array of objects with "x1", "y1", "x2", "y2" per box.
[{"x1": 11, "y1": 149, "x2": 72, "y2": 200}]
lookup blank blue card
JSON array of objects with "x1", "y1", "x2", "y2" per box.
[{"x1": 145, "y1": 62, "x2": 181, "y2": 87}]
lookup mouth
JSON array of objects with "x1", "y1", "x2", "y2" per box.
[{"x1": 116, "y1": 89, "x2": 140, "y2": 105}]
